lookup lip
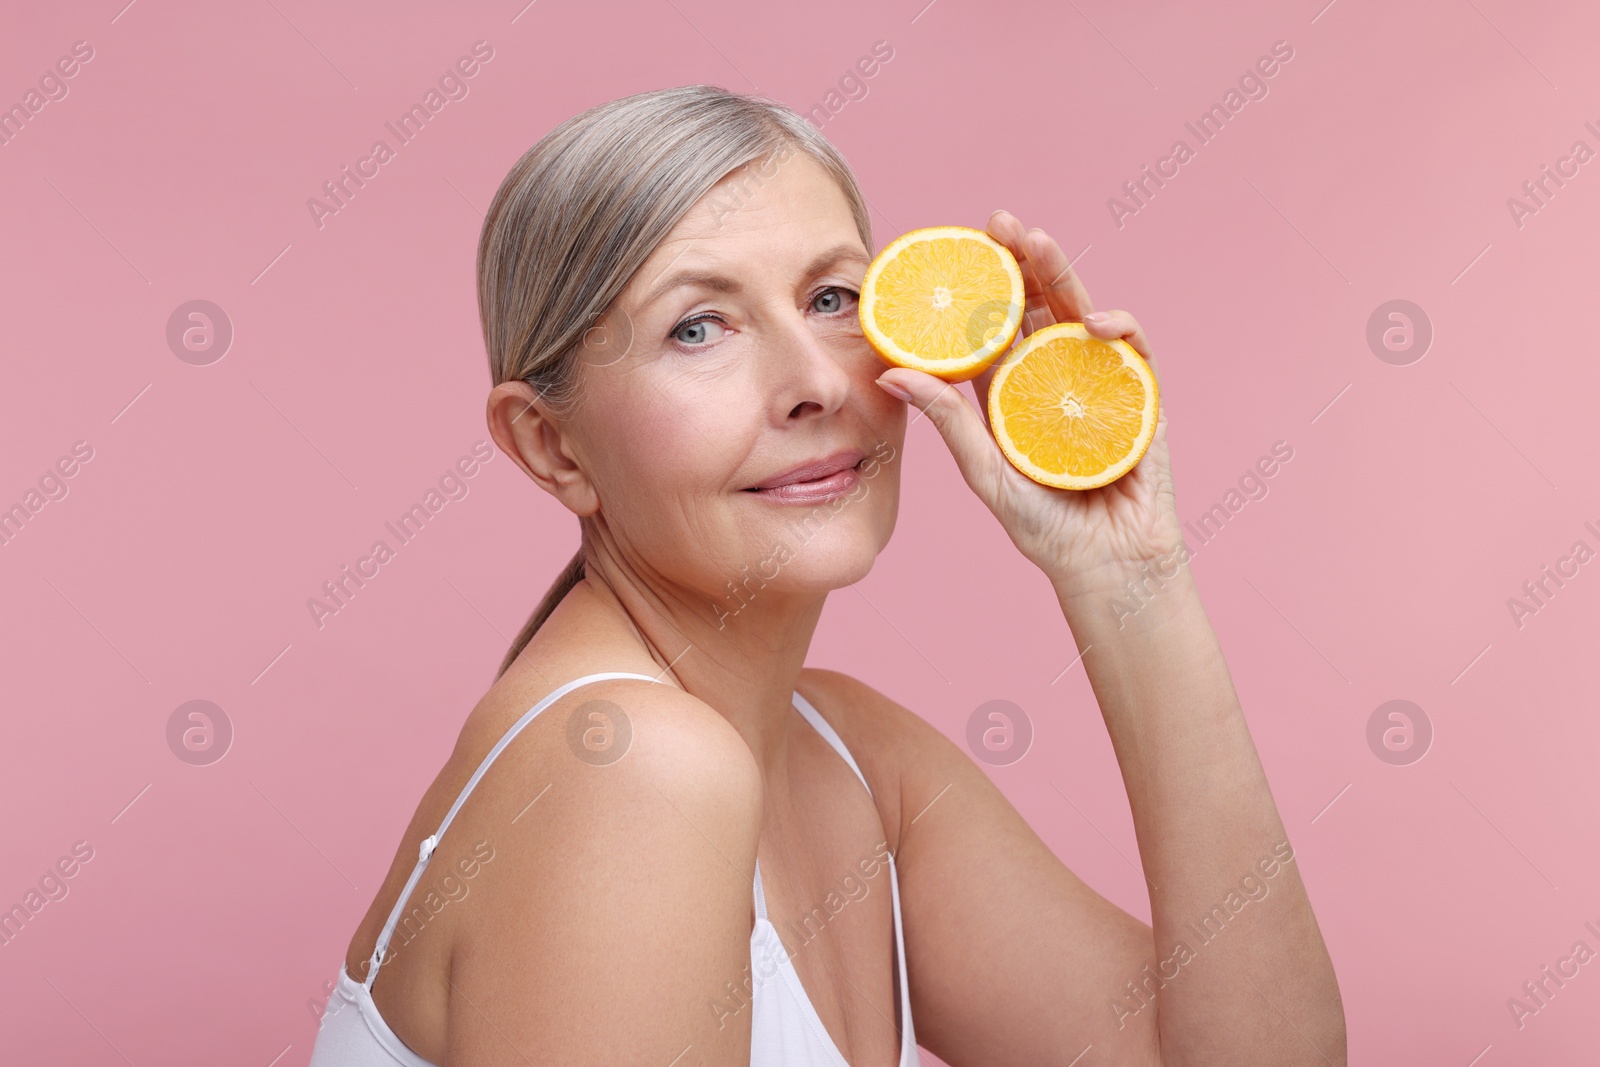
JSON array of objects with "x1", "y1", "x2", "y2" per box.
[{"x1": 744, "y1": 448, "x2": 868, "y2": 491}]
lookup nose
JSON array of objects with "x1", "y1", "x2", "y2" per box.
[{"x1": 762, "y1": 306, "x2": 854, "y2": 421}]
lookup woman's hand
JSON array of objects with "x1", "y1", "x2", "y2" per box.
[{"x1": 874, "y1": 209, "x2": 1185, "y2": 600}]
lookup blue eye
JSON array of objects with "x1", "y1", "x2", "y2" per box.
[
  {"x1": 671, "y1": 316, "x2": 725, "y2": 346},
  {"x1": 813, "y1": 287, "x2": 857, "y2": 314}
]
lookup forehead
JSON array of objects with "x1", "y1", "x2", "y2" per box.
[{"x1": 651, "y1": 150, "x2": 862, "y2": 263}]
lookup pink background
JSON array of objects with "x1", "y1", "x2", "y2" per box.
[{"x1": 3, "y1": 0, "x2": 1597, "y2": 1063}]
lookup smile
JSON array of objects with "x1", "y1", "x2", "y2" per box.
[{"x1": 741, "y1": 458, "x2": 864, "y2": 504}]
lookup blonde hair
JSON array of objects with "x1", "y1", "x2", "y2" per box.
[{"x1": 478, "y1": 85, "x2": 874, "y2": 680}]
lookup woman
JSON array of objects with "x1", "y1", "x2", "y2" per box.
[{"x1": 309, "y1": 85, "x2": 1346, "y2": 1066}]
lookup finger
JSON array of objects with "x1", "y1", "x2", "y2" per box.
[
  {"x1": 966, "y1": 369, "x2": 995, "y2": 437},
  {"x1": 974, "y1": 210, "x2": 1045, "y2": 435},
  {"x1": 875, "y1": 367, "x2": 1007, "y2": 504},
  {"x1": 1083, "y1": 309, "x2": 1150, "y2": 357},
  {"x1": 986, "y1": 210, "x2": 1053, "y2": 337},
  {"x1": 1021, "y1": 228, "x2": 1095, "y2": 326},
  {"x1": 964, "y1": 314, "x2": 1004, "y2": 438},
  {"x1": 1084, "y1": 309, "x2": 1159, "y2": 378}
]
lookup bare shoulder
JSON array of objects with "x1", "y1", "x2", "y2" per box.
[
  {"x1": 454, "y1": 672, "x2": 763, "y2": 803},
  {"x1": 392, "y1": 676, "x2": 764, "y2": 1064},
  {"x1": 796, "y1": 666, "x2": 950, "y2": 752},
  {"x1": 452, "y1": 677, "x2": 762, "y2": 1061},
  {"x1": 443, "y1": 673, "x2": 765, "y2": 870},
  {"x1": 796, "y1": 667, "x2": 970, "y2": 851}
]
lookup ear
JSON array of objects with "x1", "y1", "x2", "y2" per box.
[{"x1": 486, "y1": 380, "x2": 599, "y2": 516}]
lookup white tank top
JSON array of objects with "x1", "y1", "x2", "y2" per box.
[{"x1": 308, "y1": 672, "x2": 918, "y2": 1067}]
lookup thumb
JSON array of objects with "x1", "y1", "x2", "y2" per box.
[{"x1": 875, "y1": 368, "x2": 1006, "y2": 500}]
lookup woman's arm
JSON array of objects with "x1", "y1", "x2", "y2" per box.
[
  {"x1": 1052, "y1": 559, "x2": 1345, "y2": 1065},
  {"x1": 870, "y1": 209, "x2": 1345, "y2": 1065},
  {"x1": 830, "y1": 640, "x2": 1341, "y2": 1067}
]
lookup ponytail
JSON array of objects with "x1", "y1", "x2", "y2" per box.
[{"x1": 496, "y1": 546, "x2": 585, "y2": 680}]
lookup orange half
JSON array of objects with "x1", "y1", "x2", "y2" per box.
[
  {"x1": 859, "y1": 226, "x2": 1025, "y2": 382},
  {"x1": 988, "y1": 321, "x2": 1159, "y2": 490}
]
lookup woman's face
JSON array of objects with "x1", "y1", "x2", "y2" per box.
[{"x1": 569, "y1": 150, "x2": 905, "y2": 621}]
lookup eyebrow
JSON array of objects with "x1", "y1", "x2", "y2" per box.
[{"x1": 639, "y1": 242, "x2": 871, "y2": 310}]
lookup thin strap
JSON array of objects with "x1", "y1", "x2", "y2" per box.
[
  {"x1": 363, "y1": 670, "x2": 667, "y2": 990},
  {"x1": 792, "y1": 687, "x2": 917, "y2": 1056},
  {"x1": 886, "y1": 847, "x2": 917, "y2": 1059},
  {"x1": 790, "y1": 688, "x2": 872, "y2": 797},
  {"x1": 751, "y1": 688, "x2": 868, "y2": 921},
  {"x1": 750, "y1": 688, "x2": 871, "y2": 922}
]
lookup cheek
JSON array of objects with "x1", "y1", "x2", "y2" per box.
[
  {"x1": 596, "y1": 376, "x2": 747, "y2": 501},
  {"x1": 620, "y1": 402, "x2": 690, "y2": 464},
  {"x1": 856, "y1": 354, "x2": 909, "y2": 440},
  {"x1": 608, "y1": 379, "x2": 710, "y2": 470}
]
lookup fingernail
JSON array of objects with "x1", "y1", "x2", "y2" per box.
[
  {"x1": 1084, "y1": 311, "x2": 1109, "y2": 323},
  {"x1": 876, "y1": 378, "x2": 913, "y2": 402}
]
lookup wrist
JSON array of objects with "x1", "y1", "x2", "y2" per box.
[
  {"x1": 1051, "y1": 550, "x2": 1200, "y2": 636},
  {"x1": 1047, "y1": 533, "x2": 1194, "y2": 600}
]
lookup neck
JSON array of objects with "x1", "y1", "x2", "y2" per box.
[{"x1": 550, "y1": 542, "x2": 826, "y2": 782}]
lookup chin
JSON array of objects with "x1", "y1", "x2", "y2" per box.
[
  {"x1": 724, "y1": 520, "x2": 886, "y2": 595},
  {"x1": 792, "y1": 526, "x2": 889, "y2": 590}
]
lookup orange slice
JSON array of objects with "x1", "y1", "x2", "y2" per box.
[
  {"x1": 859, "y1": 226, "x2": 1025, "y2": 382},
  {"x1": 988, "y1": 321, "x2": 1158, "y2": 489}
]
